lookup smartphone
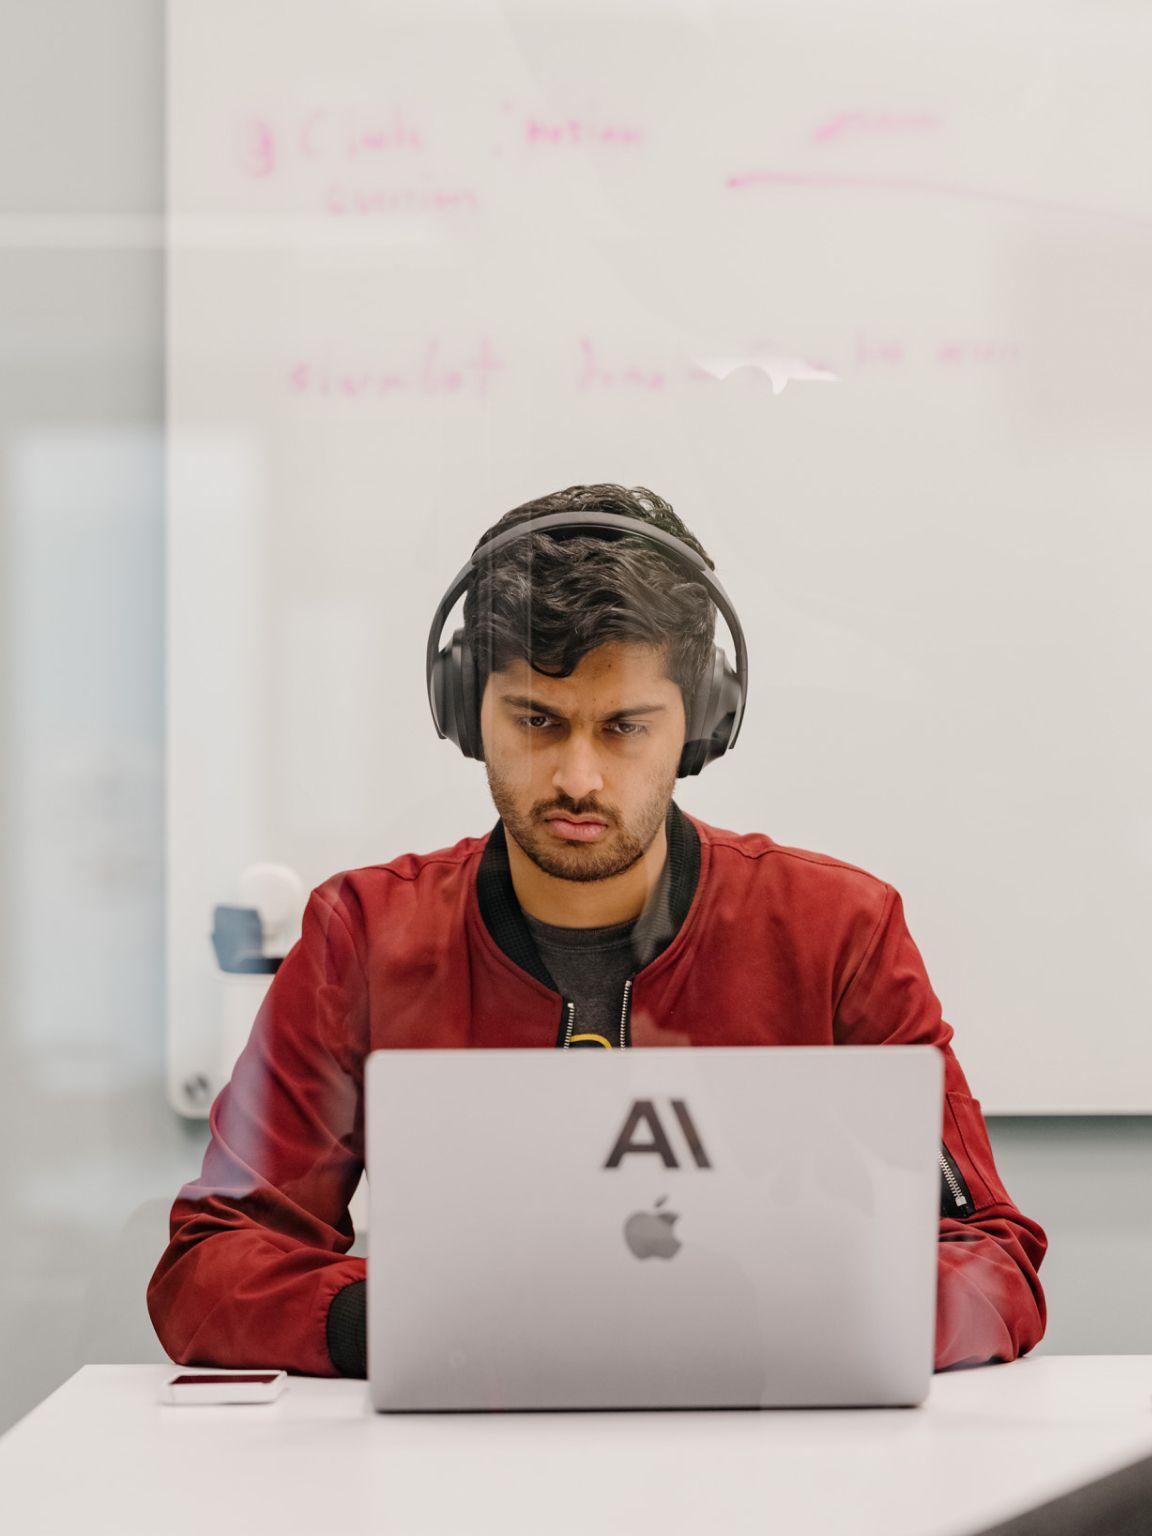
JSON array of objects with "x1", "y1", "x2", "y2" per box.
[{"x1": 160, "y1": 1370, "x2": 287, "y2": 1405}]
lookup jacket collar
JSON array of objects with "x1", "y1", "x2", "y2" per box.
[{"x1": 476, "y1": 801, "x2": 701, "y2": 992}]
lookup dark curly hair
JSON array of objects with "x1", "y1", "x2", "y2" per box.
[{"x1": 463, "y1": 483, "x2": 716, "y2": 710}]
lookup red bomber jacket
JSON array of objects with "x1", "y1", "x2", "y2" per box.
[{"x1": 148, "y1": 806, "x2": 1048, "y2": 1377}]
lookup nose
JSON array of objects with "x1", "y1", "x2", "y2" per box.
[{"x1": 551, "y1": 731, "x2": 605, "y2": 803}]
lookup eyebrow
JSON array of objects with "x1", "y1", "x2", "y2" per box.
[{"x1": 499, "y1": 693, "x2": 669, "y2": 722}]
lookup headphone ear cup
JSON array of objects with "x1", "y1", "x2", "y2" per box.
[
  {"x1": 446, "y1": 631, "x2": 472, "y2": 758},
  {"x1": 677, "y1": 737, "x2": 708, "y2": 778},
  {"x1": 678, "y1": 649, "x2": 722, "y2": 778},
  {"x1": 430, "y1": 645, "x2": 458, "y2": 747},
  {"x1": 432, "y1": 630, "x2": 469, "y2": 754},
  {"x1": 457, "y1": 629, "x2": 483, "y2": 761},
  {"x1": 678, "y1": 647, "x2": 742, "y2": 777}
]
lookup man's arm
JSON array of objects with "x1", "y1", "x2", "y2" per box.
[
  {"x1": 835, "y1": 885, "x2": 1048, "y2": 1372},
  {"x1": 147, "y1": 883, "x2": 369, "y2": 1377}
]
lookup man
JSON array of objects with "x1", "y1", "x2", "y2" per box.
[{"x1": 148, "y1": 483, "x2": 1047, "y2": 1379}]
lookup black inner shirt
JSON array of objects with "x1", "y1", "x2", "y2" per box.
[{"x1": 520, "y1": 850, "x2": 677, "y2": 1049}]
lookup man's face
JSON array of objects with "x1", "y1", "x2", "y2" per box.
[{"x1": 480, "y1": 641, "x2": 686, "y2": 884}]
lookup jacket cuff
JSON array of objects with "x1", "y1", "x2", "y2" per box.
[{"x1": 326, "y1": 1278, "x2": 367, "y2": 1378}]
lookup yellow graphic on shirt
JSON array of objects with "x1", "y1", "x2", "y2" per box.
[{"x1": 569, "y1": 1033, "x2": 614, "y2": 1049}]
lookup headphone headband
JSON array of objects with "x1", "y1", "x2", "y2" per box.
[{"x1": 426, "y1": 510, "x2": 747, "y2": 752}]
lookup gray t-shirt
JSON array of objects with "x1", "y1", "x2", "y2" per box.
[
  {"x1": 522, "y1": 911, "x2": 637, "y2": 1047},
  {"x1": 521, "y1": 856, "x2": 676, "y2": 1049}
]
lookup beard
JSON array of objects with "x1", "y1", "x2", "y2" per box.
[{"x1": 485, "y1": 761, "x2": 675, "y2": 884}]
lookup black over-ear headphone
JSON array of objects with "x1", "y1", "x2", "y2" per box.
[{"x1": 426, "y1": 510, "x2": 748, "y2": 778}]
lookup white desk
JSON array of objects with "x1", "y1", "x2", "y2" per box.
[{"x1": 2, "y1": 1359, "x2": 1151, "y2": 1536}]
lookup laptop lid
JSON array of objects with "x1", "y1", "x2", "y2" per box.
[{"x1": 366, "y1": 1045, "x2": 943, "y2": 1411}]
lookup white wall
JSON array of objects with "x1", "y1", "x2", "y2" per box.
[{"x1": 0, "y1": 0, "x2": 1147, "y2": 1438}]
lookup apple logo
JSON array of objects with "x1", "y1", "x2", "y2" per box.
[{"x1": 623, "y1": 1195, "x2": 682, "y2": 1260}]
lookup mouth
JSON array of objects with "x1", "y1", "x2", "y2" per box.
[{"x1": 544, "y1": 814, "x2": 610, "y2": 843}]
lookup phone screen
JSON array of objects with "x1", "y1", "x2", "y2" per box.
[{"x1": 168, "y1": 1373, "x2": 281, "y2": 1386}]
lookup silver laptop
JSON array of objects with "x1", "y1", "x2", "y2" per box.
[{"x1": 366, "y1": 1045, "x2": 943, "y2": 1411}]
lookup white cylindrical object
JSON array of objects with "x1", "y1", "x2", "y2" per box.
[{"x1": 236, "y1": 863, "x2": 306, "y2": 954}]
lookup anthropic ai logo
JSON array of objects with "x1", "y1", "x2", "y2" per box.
[{"x1": 604, "y1": 1099, "x2": 712, "y2": 1261}]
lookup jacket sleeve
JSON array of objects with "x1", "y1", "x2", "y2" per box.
[
  {"x1": 147, "y1": 883, "x2": 368, "y2": 1376},
  {"x1": 835, "y1": 884, "x2": 1048, "y2": 1372}
]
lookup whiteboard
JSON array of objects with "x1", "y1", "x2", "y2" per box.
[{"x1": 167, "y1": 0, "x2": 1152, "y2": 1115}]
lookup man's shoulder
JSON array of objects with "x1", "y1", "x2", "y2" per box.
[
  {"x1": 687, "y1": 813, "x2": 893, "y2": 907},
  {"x1": 310, "y1": 829, "x2": 491, "y2": 924}
]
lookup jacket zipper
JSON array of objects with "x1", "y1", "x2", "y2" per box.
[
  {"x1": 939, "y1": 1145, "x2": 973, "y2": 1217},
  {"x1": 561, "y1": 1000, "x2": 577, "y2": 1048},
  {"x1": 559, "y1": 978, "x2": 634, "y2": 1050},
  {"x1": 618, "y1": 978, "x2": 633, "y2": 1048}
]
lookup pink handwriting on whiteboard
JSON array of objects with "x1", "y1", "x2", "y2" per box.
[
  {"x1": 300, "y1": 108, "x2": 424, "y2": 158},
  {"x1": 492, "y1": 103, "x2": 646, "y2": 155},
  {"x1": 936, "y1": 341, "x2": 1019, "y2": 365},
  {"x1": 284, "y1": 335, "x2": 1020, "y2": 405},
  {"x1": 524, "y1": 116, "x2": 645, "y2": 147},
  {"x1": 853, "y1": 336, "x2": 1019, "y2": 367},
  {"x1": 236, "y1": 108, "x2": 426, "y2": 178},
  {"x1": 811, "y1": 111, "x2": 942, "y2": 142},
  {"x1": 579, "y1": 340, "x2": 839, "y2": 393},
  {"x1": 576, "y1": 337, "x2": 1016, "y2": 387},
  {"x1": 855, "y1": 335, "x2": 905, "y2": 366},
  {"x1": 237, "y1": 118, "x2": 278, "y2": 178},
  {"x1": 287, "y1": 337, "x2": 504, "y2": 401},
  {"x1": 577, "y1": 338, "x2": 667, "y2": 390}
]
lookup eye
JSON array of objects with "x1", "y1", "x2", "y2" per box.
[{"x1": 512, "y1": 715, "x2": 646, "y2": 737}]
